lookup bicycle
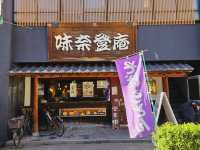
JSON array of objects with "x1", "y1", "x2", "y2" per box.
[
  {"x1": 21, "y1": 107, "x2": 32, "y2": 135},
  {"x1": 45, "y1": 108, "x2": 65, "y2": 137},
  {"x1": 8, "y1": 116, "x2": 24, "y2": 147}
]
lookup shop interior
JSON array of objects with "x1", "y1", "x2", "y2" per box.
[{"x1": 38, "y1": 78, "x2": 112, "y2": 128}]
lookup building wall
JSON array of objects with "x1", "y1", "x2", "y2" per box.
[
  {"x1": 0, "y1": 0, "x2": 12, "y2": 144},
  {"x1": 12, "y1": 24, "x2": 200, "y2": 62},
  {"x1": 12, "y1": 27, "x2": 48, "y2": 62},
  {"x1": 138, "y1": 24, "x2": 200, "y2": 61}
]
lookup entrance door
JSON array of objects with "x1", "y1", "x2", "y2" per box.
[
  {"x1": 169, "y1": 77, "x2": 188, "y2": 104},
  {"x1": 38, "y1": 78, "x2": 112, "y2": 128},
  {"x1": 168, "y1": 77, "x2": 188, "y2": 121}
]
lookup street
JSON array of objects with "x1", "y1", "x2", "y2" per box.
[{"x1": 2, "y1": 143, "x2": 153, "y2": 150}]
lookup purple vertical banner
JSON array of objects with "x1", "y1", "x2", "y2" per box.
[{"x1": 115, "y1": 54, "x2": 154, "y2": 138}]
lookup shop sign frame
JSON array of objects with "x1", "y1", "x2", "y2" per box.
[{"x1": 48, "y1": 23, "x2": 137, "y2": 61}]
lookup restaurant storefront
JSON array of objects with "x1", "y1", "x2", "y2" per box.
[
  {"x1": 9, "y1": 23, "x2": 194, "y2": 135},
  {"x1": 9, "y1": 61, "x2": 194, "y2": 135},
  {"x1": 9, "y1": 23, "x2": 137, "y2": 135},
  {"x1": 1, "y1": 0, "x2": 199, "y2": 144}
]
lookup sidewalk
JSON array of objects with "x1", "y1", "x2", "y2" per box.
[{"x1": 6, "y1": 123, "x2": 152, "y2": 146}]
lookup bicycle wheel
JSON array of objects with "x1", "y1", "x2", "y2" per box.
[
  {"x1": 13, "y1": 131, "x2": 21, "y2": 147},
  {"x1": 24, "y1": 119, "x2": 32, "y2": 135},
  {"x1": 19, "y1": 128, "x2": 24, "y2": 139},
  {"x1": 55, "y1": 121, "x2": 65, "y2": 137}
]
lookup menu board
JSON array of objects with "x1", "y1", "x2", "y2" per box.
[
  {"x1": 60, "y1": 108, "x2": 107, "y2": 117},
  {"x1": 97, "y1": 80, "x2": 108, "y2": 88},
  {"x1": 70, "y1": 82, "x2": 77, "y2": 97},
  {"x1": 82, "y1": 82, "x2": 94, "y2": 97},
  {"x1": 111, "y1": 86, "x2": 118, "y2": 95}
]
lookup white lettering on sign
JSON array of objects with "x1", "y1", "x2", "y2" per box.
[
  {"x1": 55, "y1": 34, "x2": 73, "y2": 51},
  {"x1": 124, "y1": 59, "x2": 150, "y2": 137},
  {"x1": 54, "y1": 33, "x2": 130, "y2": 52},
  {"x1": 75, "y1": 34, "x2": 92, "y2": 51},
  {"x1": 93, "y1": 33, "x2": 111, "y2": 52},
  {"x1": 129, "y1": 77, "x2": 150, "y2": 136},
  {"x1": 124, "y1": 61, "x2": 137, "y2": 83},
  {"x1": 113, "y1": 33, "x2": 130, "y2": 50}
]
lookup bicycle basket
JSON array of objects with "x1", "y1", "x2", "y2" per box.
[{"x1": 8, "y1": 116, "x2": 24, "y2": 129}]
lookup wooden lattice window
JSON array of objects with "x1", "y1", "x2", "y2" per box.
[
  {"x1": 14, "y1": 0, "x2": 196, "y2": 26},
  {"x1": 14, "y1": 0, "x2": 60, "y2": 26}
]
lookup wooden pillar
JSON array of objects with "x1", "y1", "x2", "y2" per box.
[
  {"x1": 33, "y1": 76, "x2": 39, "y2": 136},
  {"x1": 162, "y1": 77, "x2": 170, "y2": 99}
]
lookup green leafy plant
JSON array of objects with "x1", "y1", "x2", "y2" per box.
[{"x1": 153, "y1": 123, "x2": 200, "y2": 150}]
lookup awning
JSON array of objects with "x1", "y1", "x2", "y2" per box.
[
  {"x1": 9, "y1": 62, "x2": 193, "y2": 74},
  {"x1": 146, "y1": 63, "x2": 193, "y2": 72}
]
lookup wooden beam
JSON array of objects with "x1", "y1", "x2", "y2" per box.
[
  {"x1": 33, "y1": 76, "x2": 39, "y2": 136},
  {"x1": 38, "y1": 73, "x2": 118, "y2": 78},
  {"x1": 9, "y1": 70, "x2": 191, "y2": 78},
  {"x1": 162, "y1": 77, "x2": 170, "y2": 100},
  {"x1": 9, "y1": 72, "x2": 119, "y2": 78},
  {"x1": 148, "y1": 71, "x2": 189, "y2": 77}
]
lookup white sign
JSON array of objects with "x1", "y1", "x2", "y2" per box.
[
  {"x1": 55, "y1": 33, "x2": 130, "y2": 52},
  {"x1": 82, "y1": 82, "x2": 94, "y2": 97},
  {"x1": 24, "y1": 77, "x2": 31, "y2": 107},
  {"x1": 0, "y1": 0, "x2": 2, "y2": 16},
  {"x1": 111, "y1": 86, "x2": 118, "y2": 95},
  {"x1": 155, "y1": 92, "x2": 178, "y2": 126},
  {"x1": 97, "y1": 80, "x2": 108, "y2": 88},
  {"x1": 70, "y1": 82, "x2": 77, "y2": 97}
]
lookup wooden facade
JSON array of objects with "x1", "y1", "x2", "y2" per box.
[
  {"x1": 14, "y1": 0, "x2": 195, "y2": 26},
  {"x1": 33, "y1": 77, "x2": 39, "y2": 135},
  {"x1": 9, "y1": 29, "x2": 193, "y2": 132},
  {"x1": 10, "y1": 69, "x2": 192, "y2": 133},
  {"x1": 11, "y1": 0, "x2": 196, "y2": 133}
]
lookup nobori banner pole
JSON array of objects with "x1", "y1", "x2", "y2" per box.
[{"x1": 140, "y1": 51, "x2": 154, "y2": 113}]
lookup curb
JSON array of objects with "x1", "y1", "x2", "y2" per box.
[{"x1": 6, "y1": 138, "x2": 152, "y2": 146}]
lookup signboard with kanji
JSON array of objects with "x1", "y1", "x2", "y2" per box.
[{"x1": 48, "y1": 23, "x2": 136, "y2": 61}]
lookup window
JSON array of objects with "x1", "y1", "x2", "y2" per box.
[
  {"x1": 14, "y1": 0, "x2": 60, "y2": 26},
  {"x1": 194, "y1": 0, "x2": 200, "y2": 20},
  {"x1": 188, "y1": 78, "x2": 200, "y2": 100},
  {"x1": 84, "y1": 0, "x2": 106, "y2": 22},
  {"x1": 39, "y1": 79, "x2": 110, "y2": 101},
  {"x1": 14, "y1": 0, "x2": 196, "y2": 26},
  {"x1": 154, "y1": 0, "x2": 176, "y2": 22},
  {"x1": 176, "y1": 0, "x2": 194, "y2": 22},
  {"x1": 61, "y1": 0, "x2": 83, "y2": 22},
  {"x1": 108, "y1": 0, "x2": 130, "y2": 22},
  {"x1": 131, "y1": 0, "x2": 153, "y2": 23}
]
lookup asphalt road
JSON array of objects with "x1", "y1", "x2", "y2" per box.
[{"x1": 2, "y1": 143, "x2": 153, "y2": 150}]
